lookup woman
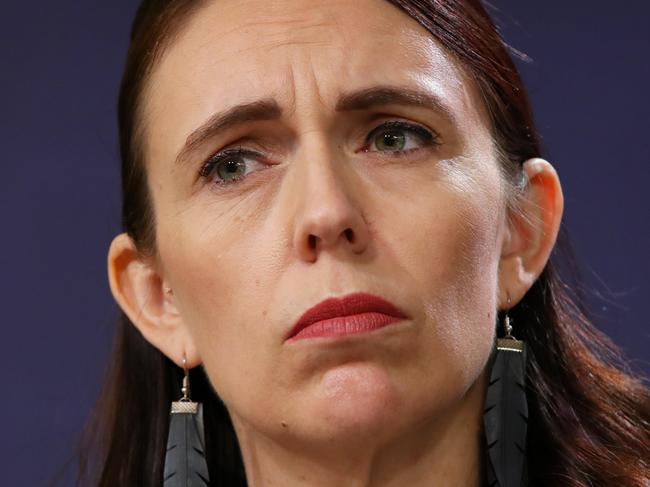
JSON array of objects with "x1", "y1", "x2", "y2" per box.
[{"x1": 79, "y1": 0, "x2": 650, "y2": 485}]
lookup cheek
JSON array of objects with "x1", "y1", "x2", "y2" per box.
[
  {"x1": 411, "y1": 183, "x2": 500, "y2": 383},
  {"x1": 157, "y1": 205, "x2": 282, "y2": 405},
  {"x1": 369, "y1": 187, "x2": 501, "y2": 433}
]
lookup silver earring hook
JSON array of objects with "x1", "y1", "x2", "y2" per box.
[
  {"x1": 180, "y1": 355, "x2": 191, "y2": 402},
  {"x1": 503, "y1": 294, "x2": 515, "y2": 339}
]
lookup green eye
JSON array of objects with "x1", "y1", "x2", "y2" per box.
[
  {"x1": 200, "y1": 148, "x2": 264, "y2": 186},
  {"x1": 366, "y1": 121, "x2": 436, "y2": 154},
  {"x1": 374, "y1": 131, "x2": 406, "y2": 151},
  {"x1": 216, "y1": 158, "x2": 246, "y2": 181}
]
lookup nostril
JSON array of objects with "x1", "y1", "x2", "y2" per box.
[{"x1": 306, "y1": 228, "x2": 355, "y2": 252}]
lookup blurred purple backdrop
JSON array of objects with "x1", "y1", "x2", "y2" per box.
[{"x1": 1, "y1": 1, "x2": 648, "y2": 485}]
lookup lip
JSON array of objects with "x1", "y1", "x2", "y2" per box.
[{"x1": 285, "y1": 292, "x2": 409, "y2": 342}]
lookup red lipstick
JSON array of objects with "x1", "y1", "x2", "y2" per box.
[{"x1": 286, "y1": 292, "x2": 408, "y2": 341}]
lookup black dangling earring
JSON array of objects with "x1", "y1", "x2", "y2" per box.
[
  {"x1": 483, "y1": 296, "x2": 529, "y2": 487},
  {"x1": 163, "y1": 356, "x2": 211, "y2": 486}
]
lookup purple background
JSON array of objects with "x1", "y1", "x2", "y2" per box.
[{"x1": 2, "y1": 1, "x2": 648, "y2": 485}]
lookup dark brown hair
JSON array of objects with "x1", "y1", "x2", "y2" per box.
[{"x1": 77, "y1": 1, "x2": 650, "y2": 485}]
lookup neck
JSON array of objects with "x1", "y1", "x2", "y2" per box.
[{"x1": 231, "y1": 369, "x2": 488, "y2": 487}]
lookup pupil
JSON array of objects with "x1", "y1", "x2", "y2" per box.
[
  {"x1": 377, "y1": 131, "x2": 405, "y2": 150},
  {"x1": 218, "y1": 158, "x2": 245, "y2": 180},
  {"x1": 384, "y1": 134, "x2": 398, "y2": 146}
]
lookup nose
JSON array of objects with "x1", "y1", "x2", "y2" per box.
[{"x1": 291, "y1": 143, "x2": 369, "y2": 262}]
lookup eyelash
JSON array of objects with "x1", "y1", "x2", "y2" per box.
[{"x1": 198, "y1": 120, "x2": 440, "y2": 187}]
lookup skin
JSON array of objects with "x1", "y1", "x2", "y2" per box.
[{"x1": 108, "y1": 0, "x2": 563, "y2": 485}]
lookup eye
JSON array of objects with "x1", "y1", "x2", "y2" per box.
[
  {"x1": 199, "y1": 147, "x2": 267, "y2": 186},
  {"x1": 363, "y1": 120, "x2": 439, "y2": 155}
]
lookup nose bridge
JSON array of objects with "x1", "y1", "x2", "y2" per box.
[
  {"x1": 298, "y1": 133, "x2": 347, "y2": 208},
  {"x1": 288, "y1": 131, "x2": 368, "y2": 261}
]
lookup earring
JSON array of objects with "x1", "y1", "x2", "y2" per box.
[
  {"x1": 483, "y1": 296, "x2": 529, "y2": 487},
  {"x1": 163, "y1": 356, "x2": 210, "y2": 486}
]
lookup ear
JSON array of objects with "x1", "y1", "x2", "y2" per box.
[
  {"x1": 107, "y1": 233, "x2": 201, "y2": 368},
  {"x1": 498, "y1": 158, "x2": 564, "y2": 309}
]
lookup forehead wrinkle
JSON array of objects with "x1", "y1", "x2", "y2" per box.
[
  {"x1": 211, "y1": 17, "x2": 340, "y2": 43},
  {"x1": 193, "y1": 0, "x2": 341, "y2": 42},
  {"x1": 241, "y1": 15, "x2": 339, "y2": 30},
  {"x1": 229, "y1": 0, "x2": 344, "y2": 30},
  {"x1": 187, "y1": 21, "x2": 344, "y2": 77},
  {"x1": 230, "y1": 39, "x2": 336, "y2": 59},
  {"x1": 236, "y1": 19, "x2": 343, "y2": 56}
]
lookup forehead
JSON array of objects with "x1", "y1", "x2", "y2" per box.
[{"x1": 143, "y1": 0, "x2": 486, "y2": 162}]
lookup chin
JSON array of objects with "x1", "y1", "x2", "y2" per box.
[{"x1": 304, "y1": 362, "x2": 406, "y2": 441}]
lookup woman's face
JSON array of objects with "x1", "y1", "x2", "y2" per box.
[{"x1": 143, "y1": 0, "x2": 507, "y2": 448}]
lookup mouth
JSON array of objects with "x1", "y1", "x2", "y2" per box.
[{"x1": 285, "y1": 292, "x2": 409, "y2": 342}]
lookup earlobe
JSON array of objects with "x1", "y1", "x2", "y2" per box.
[
  {"x1": 107, "y1": 233, "x2": 200, "y2": 368},
  {"x1": 498, "y1": 158, "x2": 564, "y2": 308}
]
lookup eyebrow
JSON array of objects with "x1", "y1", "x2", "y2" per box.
[{"x1": 175, "y1": 85, "x2": 454, "y2": 166}]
